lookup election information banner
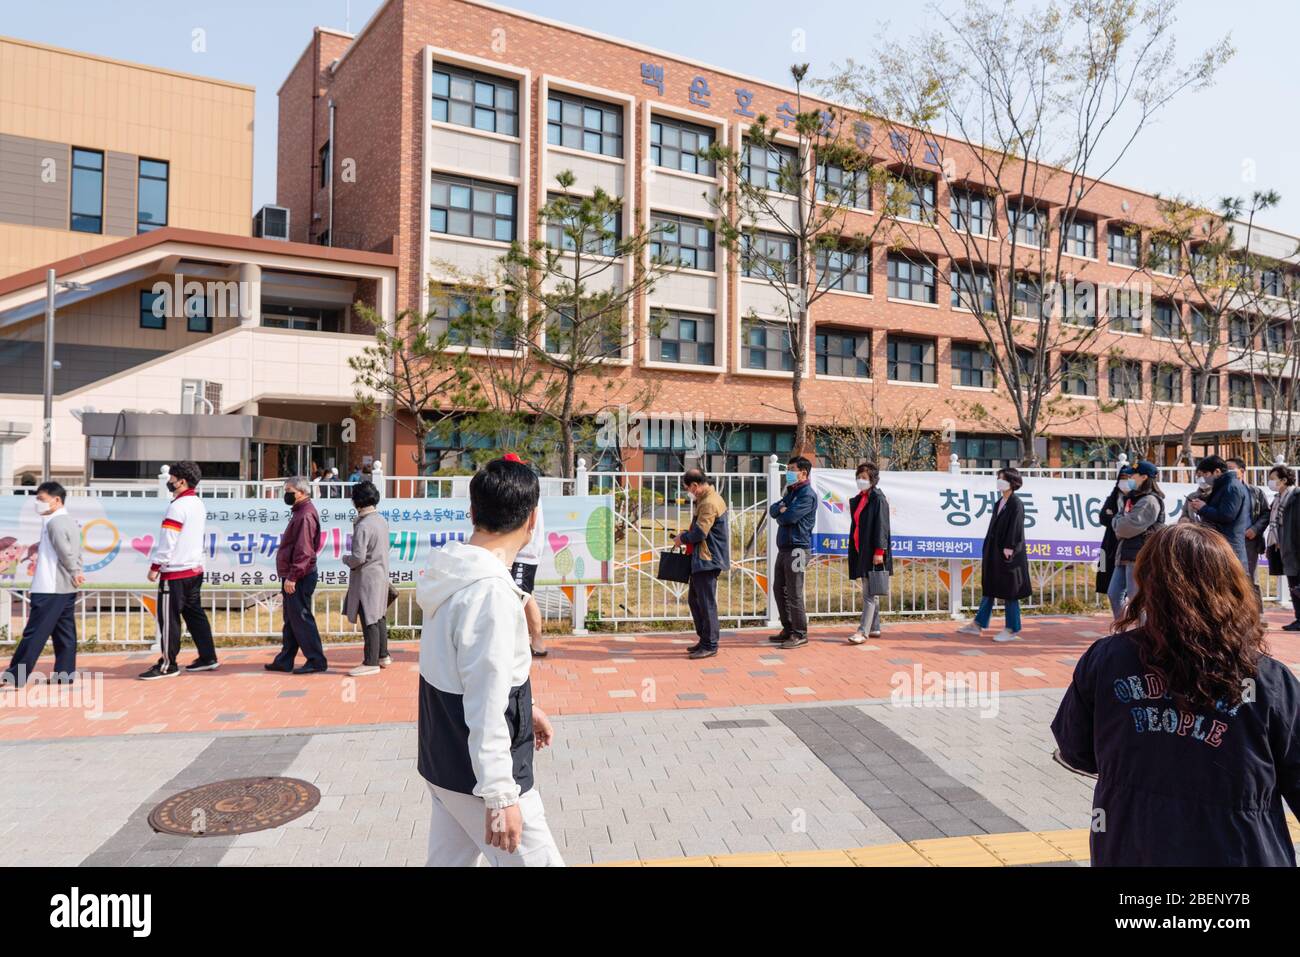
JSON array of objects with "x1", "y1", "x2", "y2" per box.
[
  {"x1": 0, "y1": 495, "x2": 615, "y2": 589},
  {"x1": 809, "y1": 470, "x2": 1199, "y2": 562}
]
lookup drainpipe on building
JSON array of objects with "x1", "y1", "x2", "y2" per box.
[{"x1": 327, "y1": 99, "x2": 336, "y2": 247}]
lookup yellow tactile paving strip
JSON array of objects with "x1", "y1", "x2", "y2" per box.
[{"x1": 596, "y1": 818, "x2": 1300, "y2": 867}]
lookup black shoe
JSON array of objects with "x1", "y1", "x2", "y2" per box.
[
  {"x1": 1283, "y1": 620, "x2": 1300, "y2": 632},
  {"x1": 778, "y1": 635, "x2": 809, "y2": 649},
  {"x1": 264, "y1": 662, "x2": 293, "y2": 673},
  {"x1": 292, "y1": 663, "x2": 328, "y2": 675},
  {"x1": 687, "y1": 646, "x2": 718, "y2": 660},
  {"x1": 185, "y1": 658, "x2": 220, "y2": 673},
  {"x1": 138, "y1": 662, "x2": 180, "y2": 681},
  {"x1": 768, "y1": 632, "x2": 789, "y2": 644},
  {"x1": 685, "y1": 642, "x2": 703, "y2": 655}
]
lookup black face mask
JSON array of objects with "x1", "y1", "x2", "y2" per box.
[
  {"x1": 284, "y1": 492, "x2": 297, "y2": 507},
  {"x1": 166, "y1": 480, "x2": 179, "y2": 493}
]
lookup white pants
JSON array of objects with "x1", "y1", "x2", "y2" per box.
[{"x1": 425, "y1": 782, "x2": 565, "y2": 867}]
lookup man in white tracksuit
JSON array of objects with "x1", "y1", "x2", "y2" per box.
[{"x1": 415, "y1": 457, "x2": 563, "y2": 866}]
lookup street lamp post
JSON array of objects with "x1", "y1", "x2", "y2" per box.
[{"x1": 41, "y1": 270, "x2": 89, "y2": 483}]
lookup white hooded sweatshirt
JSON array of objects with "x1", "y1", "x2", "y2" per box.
[{"x1": 415, "y1": 540, "x2": 535, "y2": 809}]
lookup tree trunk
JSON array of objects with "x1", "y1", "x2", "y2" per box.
[{"x1": 792, "y1": 308, "x2": 809, "y2": 454}]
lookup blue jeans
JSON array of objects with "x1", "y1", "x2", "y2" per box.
[
  {"x1": 974, "y1": 596, "x2": 1021, "y2": 632},
  {"x1": 1107, "y1": 563, "x2": 1137, "y2": 620}
]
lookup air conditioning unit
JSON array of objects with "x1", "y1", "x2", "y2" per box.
[
  {"x1": 254, "y1": 205, "x2": 291, "y2": 241},
  {"x1": 181, "y1": 379, "x2": 221, "y2": 415}
]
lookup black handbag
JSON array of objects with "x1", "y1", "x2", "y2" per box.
[
  {"x1": 1267, "y1": 543, "x2": 1284, "y2": 576},
  {"x1": 867, "y1": 569, "x2": 890, "y2": 596},
  {"x1": 656, "y1": 547, "x2": 692, "y2": 583}
]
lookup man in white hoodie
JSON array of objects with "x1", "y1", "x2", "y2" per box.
[{"x1": 415, "y1": 457, "x2": 563, "y2": 866}]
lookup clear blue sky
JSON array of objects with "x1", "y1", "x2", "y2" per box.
[{"x1": 8, "y1": 0, "x2": 1298, "y2": 236}]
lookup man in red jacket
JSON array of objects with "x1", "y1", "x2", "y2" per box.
[{"x1": 266, "y1": 476, "x2": 327, "y2": 674}]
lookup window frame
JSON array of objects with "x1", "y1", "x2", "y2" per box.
[
  {"x1": 742, "y1": 140, "x2": 798, "y2": 193},
  {"x1": 886, "y1": 334, "x2": 937, "y2": 384},
  {"x1": 815, "y1": 328, "x2": 872, "y2": 379},
  {"x1": 951, "y1": 341, "x2": 994, "y2": 389},
  {"x1": 429, "y1": 174, "x2": 517, "y2": 243},
  {"x1": 1060, "y1": 354, "x2": 1098, "y2": 397},
  {"x1": 137, "y1": 158, "x2": 169, "y2": 234},
  {"x1": 650, "y1": 212, "x2": 715, "y2": 272},
  {"x1": 887, "y1": 253, "x2": 937, "y2": 304},
  {"x1": 431, "y1": 63, "x2": 520, "y2": 137},
  {"x1": 70, "y1": 147, "x2": 104, "y2": 234},
  {"x1": 650, "y1": 116, "x2": 715, "y2": 177},
  {"x1": 547, "y1": 92, "x2": 623, "y2": 157},
  {"x1": 741, "y1": 231, "x2": 798, "y2": 282},
  {"x1": 816, "y1": 246, "x2": 872, "y2": 295},
  {"x1": 741, "y1": 319, "x2": 796, "y2": 373},
  {"x1": 949, "y1": 187, "x2": 994, "y2": 236}
]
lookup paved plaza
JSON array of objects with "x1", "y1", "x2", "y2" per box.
[{"x1": 3, "y1": 611, "x2": 1300, "y2": 866}]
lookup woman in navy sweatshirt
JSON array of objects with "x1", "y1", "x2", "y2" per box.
[{"x1": 1052, "y1": 522, "x2": 1300, "y2": 866}]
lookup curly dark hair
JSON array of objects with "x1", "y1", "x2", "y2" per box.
[
  {"x1": 350, "y1": 480, "x2": 381, "y2": 509},
  {"x1": 1116, "y1": 523, "x2": 1266, "y2": 710},
  {"x1": 169, "y1": 461, "x2": 202, "y2": 490}
]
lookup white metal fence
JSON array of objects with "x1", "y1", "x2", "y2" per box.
[{"x1": 2, "y1": 456, "x2": 1289, "y2": 644}]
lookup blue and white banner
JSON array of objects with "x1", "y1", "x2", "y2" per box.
[
  {"x1": 810, "y1": 470, "x2": 1200, "y2": 562},
  {"x1": 0, "y1": 496, "x2": 615, "y2": 589}
]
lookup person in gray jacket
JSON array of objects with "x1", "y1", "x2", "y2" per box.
[
  {"x1": 1228, "y1": 457, "x2": 1269, "y2": 590},
  {"x1": 2, "y1": 482, "x2": 83, "y2": 689},
  {"x1": 1108, "y1": 460, "x2": 1164, "y2": 622},
  {"x1": 342, "y1": 481, "x2": 392, "y2": 677}
]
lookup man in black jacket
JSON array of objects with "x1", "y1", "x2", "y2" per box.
[
  {"x1": 768, "y1": 456, "x2": 817, "y2": 649},
  {"x1": 1228, "y1": 457, "x2": 1269, "y2": 590}
]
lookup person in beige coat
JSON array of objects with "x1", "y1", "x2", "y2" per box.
[{"x1": 342, "y1": 481, "x2": 392, "y2": 677}]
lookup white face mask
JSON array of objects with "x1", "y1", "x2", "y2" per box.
[
  {"x1": 1197, "y1": 476, "x2": 1212, "y2": 489},
  {"x1": 856, "y1": 479, "x2": 872, "y2": 491},
  {"x1": 33, "y1": 497, "x2": 50, "y2": 515},
  {"x1": 1268, "y1": 479, "x2": 1280, "y2": 492},
  {"x1": 996, "y1": 479, "x2": 1011, "y2": 493}
]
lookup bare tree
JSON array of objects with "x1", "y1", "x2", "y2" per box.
[{"x1": 812, "y1": 380, "x2": 938, "y2": 470}]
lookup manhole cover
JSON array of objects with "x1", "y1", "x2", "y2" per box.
[{"x1": 148, "y1": 776, "x2": 320, "y2": 837}]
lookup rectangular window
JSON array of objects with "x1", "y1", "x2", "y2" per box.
[
  {"x1": 650, "y1": 116, "x2": 715, "y2": 176},
  {"x1": 651, "y1": 311, "x2": 715, "y2": 366},
  {"x1": 898, "y1": 176, "x2": 936, "y2": 223},
  {"x1": 1148, "y1": 236, "x2": 1180, "y2": 274},
  {"x1": 547, "y1": 193, "x2": 621, "y2": 256},
  {"x1": 1107, "y1": 286, "x2": 1143, "y2": 333},
  {"x1": 71, "y1": 147, "x2": 104, "y2": 234},
  {"x1": 742, "y1": 320, "x2": 795, "y2": 372},
  {"x1": 1229, "y1": 314, "x2": 1254, "y2": 349},
  {"x1": 887, "y1": 335, "x2": 937, "y2": 384},
  {"x1": 1107, "y1": 226, "x2": 1139, "y2": 266},
  {"x1": 815, "y1": 329, "x2": 871, "y2": 379},
  {"x1": 1152, "y1": 300, "x2": 1180, "y2": 339},
  {"x1": 1061, "y1": 217, "x2": 1097, "y2": 258},
  {"x1": 703, "y1": 426, "x2": 796, "y2": 474},
  {"x1": 185, "y1": 293, "x2": 212, "y2": 334},
  {"x1": 951, "y1": 342, "x2": 993, "y2": 389},
  {"x1": 952, "y1": 436, "x2": 1021, "y2": 470},
  {"x1": 139, "y1": 290, "x2": 165, "y2": 330},
  {"x1": 741, "y1": 231, "x2": 797, "y2": 282},
  {"x1": 887, "y1": 254, "x2": 936, "y2": 304},
  {"x1": 1193, "y1": 371, "x2": 1220, "y2": 407},
  {"x1": 950, "y1": 188, "x2": 993, "y2": 236},
  {"x1": 1108, "y1": 360, "x2": 1142, "y2": 400},
  {"x1": 547, "y1": 92, "x2": 622, "y2": 157},
  {"x1": 1261, "y1": 268, "x2": 1284, "y2": 298},
  {"x1": 1189, "y1": 308, "x2": 1210, "y2": 344},
  {"x1": 1228, "y1": 374, "x2": 1254, "y2": 409},
  {"x1": 1061, "y1": 354, "x2": 1097, "y2": 397},
  {"x1": 1152, "y1": 364, "x2": 1182, "y2": 403},
  {"x1": 816, "y1": 247, "x2": 871, "y2": 294},
  {"x1": 742, "y1": 140, "x2": 797, "y2": 192},
  {"x1": 544, "y1": 309, "x2": 622, "y2": 358},
  {"x1": 1062, "y1": 281, "x2": 1097, "y2": 327},
  {"x1": 429, "y1": 174, "x2": 516, "y2": 242},
  {"x1": 429, "y1": 288, "x2": 515, "y2": 350},
  {"x1": 319, "y1": 141, "x2": 331, "y2": 188},
  {"x1": 816, "y1": 163, "x2": 871, "y2": 209},
  {"x1": 951, "y1": 267, "x2": 994, "y2": 313},
  {"x1": 432, "y1": 65, "x2": 519, "y2": 136},
  {"x1": 137, "y1": 158, "x2": 169, "y2": 233},
  {"x1": 1013, "y1": 275, "x2": 1044, "y2": 319},
  {"x1": 650, "y1": 213, "x2": 715, "y2": 271},
  {"x1": 1008, "y1": 205, "x2": 1046, "y2": 248},
  {"x1": 1265, "y1": 321, "x2": 1288, "y2": 354}
]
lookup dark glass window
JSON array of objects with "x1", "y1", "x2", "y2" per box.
[
  {"x1": 547, "y1": 193, "x2": 621, "y2": 256},
  {"x1": 650, "y1": 213, "x2": 715, "y2": 271},
  {"x1": 950, "y1": 188, "x2": 993, "y2": 235},
  {"x1": 1107, "y1": 286, "x2": 1143, "y2": 333},
  {"x1": 742, "y1": 141, "x2": 797, "y2": 192},
  {"x1": 952, "y1": 436, "x2": 1020, "y2": 470},
  {"x1": 951, "y1": 267, "x2": 994, "y2": 312},
  {"x1": 742, "y1": 320, "x2": 794, "y2": 372},
  {"x1": 817, "y1": 247, "x2": 871, "y2": 294},
  {"x1": 1107, "y1": 226, "x2": 1139, "y2": 266},
  {"x1": 1061, "y1": 217, "x2": 1097, "y2": 257},
  {"x1": 951, "y1": 342, "x2": 993, "y2": 388},
  {"x1": 1152, "y1": 300, "x2": 1180, "y2": 339},
  {"x1": 429, "y1": 174, "x2": 516, "y2": 242},
  {"x1": 650, "y1": 117, "x2": 714, "y2": 176},
  {"x1": 137, "y1": 159, "x2": 168, "y2": 233},
  {"x1": 71, "y1": 148, "x2": 104, "y2": 234},
  {"x1": 651, "y1": 311, "x2": 715, "y2": 366},
  {"x1": 887, "y1": 335, "x2": 936, "y2": 383},
  {"x1": 548, "y1": 93, "x2": 622, "y2": 157},
  {"x1": 1061, "y1": 354, "x2": 1098, "y2": 397},
  {"x1": 185, "y1": 293, "x2": 212, "y2": 334},
  {"x1": 815, "y1": 329, "x2": 870, "y2": 378},
  {"x1": 1228, "y1": 374, "x2": 1254, "y2": 409},
  {"x1": 887, "y1": 254, "x2": 936, "y2": 303},
  {"x1": 1108, "y1": 360, "x2": 1142, "y2": 400},
  {"x1": 433, "y1": 65, "x2": 518, "y2": 136},
  {"x1": 140, "y1": 290, "x2": 165, "y2": 330},
  {"x1": 1152, "y1": 364, "x2": 1182, "y2": 403},
  {"x1": 1193, "y1": 371, "x2": 1220, "y2": 407},
  {"x1": 741, "y1": 231, "x2": 797, "y2": 282},
  {"x1": 429, "y1": 288, "x2": 515, "y2": 350},
  {"x1": 817, "y1": 163, "x2": 871, "y2": 209},
  {"x1": 1008, "y1": 205, "x2": 1046, "y2": 248}
]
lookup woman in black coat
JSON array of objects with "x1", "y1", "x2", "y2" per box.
[
  {"x1": 846, "y1": 462, "x2": 892, "y2": 644},
  {"x1": 958, "y1": 467, "x2": 1031, "y2": 642},
  {"x1": 1095, "y1": 469, "x2": 1127, "y2": 596}
]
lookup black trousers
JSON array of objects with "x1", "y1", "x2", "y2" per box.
[
  {"x1": 272, "y1": 571, "x2": 326, "y2": 669},
  {"x1": 158, "y1": 575, "x2": 216, "y2": 668},
  {"x1": 362, "y1": 617, "x2": 389, "y2": 666},
  {"x1": 687, "y1": 569, "x2": 721, "y2": 650},
  {"x1": 773, "y1": 547, "x2": 808, "y2": 639},
  {"x1": 5, "y1": 592, "x2": 77, "y2": 686}
]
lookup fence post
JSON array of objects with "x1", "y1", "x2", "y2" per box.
[
  {"x1": 370, "y1": 459, "x2": 386, "y2": 501},
  {"x1": 947, "y1": 453, "x2": 963, "y2": 619},
  {"x1": 766, "y1": 453, "x2": 781, "y2": 628},
  {"x1": 157, "y1": 463, "x2": 170, "y2": 498},
  {"x1": 571, "y1": 457, "x2": 589, "y2": 635}
]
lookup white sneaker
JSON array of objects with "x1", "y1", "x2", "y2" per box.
[
  {"x1": 992, "y1": 629, "x2": 1021, "y2": 643},
  {"x1": 378, "y1": 656, "x2": 393, "y2": 668},
  {"x1": 847, "y1": 631, "x2": 867, "y2": 645},
  {"x1": 349, "y1": 664, "x2": 381, "y2": 677},
  {"x1": 956, "y1": 622, "x2": 983, "y2": 636},
  {"x1": 867, "y1": 630, "x2": 882, "y2": 638}
]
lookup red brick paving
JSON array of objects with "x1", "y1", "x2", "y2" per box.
[{"x1": 4, "y1": 612, "x2": 1299, "y2": 741}]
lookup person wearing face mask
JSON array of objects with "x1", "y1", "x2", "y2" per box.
[
  {"x1": 266, "y1": 476, "x2": 327, "y2": 674},
  {"x1": 1095, "y1": 466, "x2": 1129, "y2": 600},
  {"x1": 1, "y1": 482, "x2": 83, "y2": 689},
  {"x1": 768, "y1": 455, "x2": 817, "y2": 649},
  {"x1": 958, "y1": 467, "x2": 1030, "y2": 642},
  {"x1": 138, "y1": 462, "x2": 218, "y2": 680},
  {"x1": 846, "y1": 462, "x2": 891, "y2": 644},
  {"x1": 1266, "y1": 465, "x2": 1300, "y2": 631},
  {"x1": 674, "y1": 468, "x2": 730, "y2": 659},
  {"x1": 1107, "y1": 460, "x2": 1165, "y2": 623},
  {"x1": 1187, "y1": 455, "x2": 1250, "y2": 572},
  {"x1": 1227, "y1": 457, "x2": 1269, "y2": 591}
]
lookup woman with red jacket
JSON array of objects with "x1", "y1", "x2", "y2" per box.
[{"x1": 846, "y1": 462, "x2": 892, "y2": 644}]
